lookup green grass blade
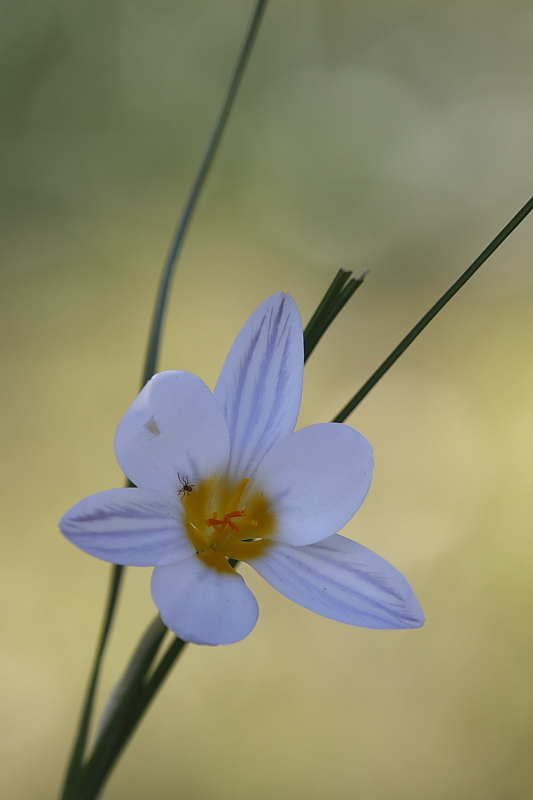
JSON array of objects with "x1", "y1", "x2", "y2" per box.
[{"x1": 333, "y1": 195, "x2": 533, "y2": 423}]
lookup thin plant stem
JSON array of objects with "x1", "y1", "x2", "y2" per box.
[
  {"x1": 59, "y1": 2, "x2": 269, "y2": 796},
  {"x1": 303, "y1": 269, "x2": 351, "y2": 357},
  {"x1": 333, "y1": 194, "x2": 533, "y2": 423},
  {"x1": 141, "y1": 0, "x2": 269, "y2": 387},
  {"x1": 77, "y1": 639, "x2": 188, "y2": 800},
  {"x1": 303, "y1": 269, "x2": 368, "y2": 361},
  {"x1": 60, "y1": 565, "x2": 123, "y2": 798},
  {"x1": 91, "y1": 616, "x2": 168, "y2": 748},
  {"x1": 69, "y1": 619, "x2": 171, "y2": 800}
]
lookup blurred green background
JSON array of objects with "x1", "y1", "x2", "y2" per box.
[{"x1": 2, "y1": 1, "x2": 533, "y2": 798}]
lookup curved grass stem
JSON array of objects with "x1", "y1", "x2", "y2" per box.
[{"x1": 334, "y1": 194, "x2": 533, "y2": 422}]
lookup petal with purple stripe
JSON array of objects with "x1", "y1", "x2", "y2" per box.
[
  {"x1": 248, "y1": 534, "x2": 424, "y2": 629},
  {"x1": 214, "y1": 293, "x2": 303, "y2": 481},
  {"x1": 59, "y1": 487, "x2": 193, "y2": 566}
]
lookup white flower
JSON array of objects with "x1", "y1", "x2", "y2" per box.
[{"x1": 60, "y1": 293, "x2": 423, "y2": 645}]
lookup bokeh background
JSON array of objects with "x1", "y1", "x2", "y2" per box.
[{"x1": 2, "y1": 1, "x2": 533, "y2": 798}]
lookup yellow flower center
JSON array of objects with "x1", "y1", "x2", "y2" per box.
[{"x1": 181, "y1": 476, "x2": 274, "y2": 572}]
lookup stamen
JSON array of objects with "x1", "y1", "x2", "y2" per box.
[
  {"x1": 206, "y1": 509, "x2": 246, "y2": 533},
  {"x1": 182, "y1": 474, "x2": 274, "y2": 567},
  {"x1": 224, "y1": 478, "x2": 249, "y2": 514}
]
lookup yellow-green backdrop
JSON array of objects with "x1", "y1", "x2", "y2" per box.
[{"x1": 2, "y1": 1, "x2": 533, "y2": 798}]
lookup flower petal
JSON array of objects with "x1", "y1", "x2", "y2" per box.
[
  {"x1": 214, "y1": 293, "x2": 303, "y2": 481},
  {"x1": 59, "y1": 488, "x2": 194, "y2": 566},
  {"x1": 151, "y1": 557, "x2": 259, "y2": 645},
  {"x1": 248, "y1": 534, "x2": 424, "y2": 629},
  {"x1": 253, "y1": 422, "x2": 373, "y2": 546},
  {"x1": 114, "y1": 371, "x2": 230, "y2": 496}
]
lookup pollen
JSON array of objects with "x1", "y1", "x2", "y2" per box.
[{"x1": 181, "y1": 475, "x2": 274, "y2": 569}]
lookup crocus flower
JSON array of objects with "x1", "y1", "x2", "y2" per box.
[{"x1": 60, "y1": 293, "x2": 423, "y2": 645}]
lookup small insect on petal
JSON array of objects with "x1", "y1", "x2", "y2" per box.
[{"x1": 177, "y1": 473, "x2": 195, "y2": 499}]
